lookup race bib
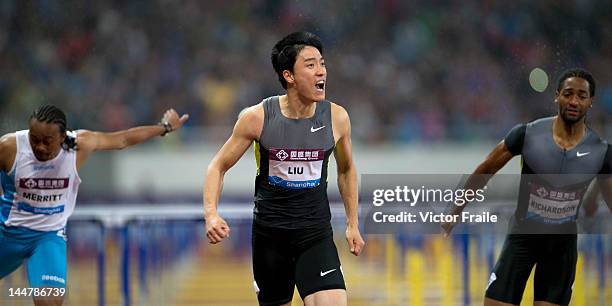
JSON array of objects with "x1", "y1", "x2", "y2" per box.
[
  {"x1": 268, "y1": 148, "x2": 324, "y2": 189},
  {"x1": 526, "y1": 183, "x2": 582, "y2": 224}
]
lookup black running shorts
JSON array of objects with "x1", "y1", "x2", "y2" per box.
[
  {"x1": 252, "y1": 222, "x2": 345, "y2": 306},
  {"x1": 485, "y1": 234, "x2": 577, "y2": 305}
]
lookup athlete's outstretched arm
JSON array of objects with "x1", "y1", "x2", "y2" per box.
[
  {"x1": 76, "y1": 109, "x2": 189, "y2": 168},
  {"x1": 204, "y1": 105, "x2": 263, "y2": 244},
  {"x1": 442, "y1": 140, "x2": 514, "y2": 236},
  {"x1": 332, "y1": 104, "x2": 365, "y2": 256}
]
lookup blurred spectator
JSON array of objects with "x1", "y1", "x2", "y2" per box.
[{"x1": 0, "y1": 0, "x2": 610, "y2": 144}]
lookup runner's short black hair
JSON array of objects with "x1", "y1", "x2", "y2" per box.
[
  {"x1": 271, "y1": 31, "x2": 323, "y2": 89},
  {"x1": 556, "y1": 68, "x2": 596, "y2": 97}
]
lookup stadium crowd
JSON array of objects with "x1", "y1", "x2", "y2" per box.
[{"x1": 1, "y1": 0, "x2": 610, "y2": 144}]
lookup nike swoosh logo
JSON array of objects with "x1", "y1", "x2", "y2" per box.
[
  {"x1": 320, "y1": 269, "x2": 336, "y2": 277},
  {"x1": 311, "y1": 126, "x2": 326, "y2": 133},
  {"x1": 576, "y1": 151, "x2": 590, "y2": 157}
]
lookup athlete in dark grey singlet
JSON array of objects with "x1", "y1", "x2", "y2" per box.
[
  {"x1": 443, "y1": 68, "x2": 612, "y2": 306},
  {"x1": 204, "y1": 31, "x2": 364, "y2": 306},
  {"x1": 250, "y1": 96, "x2": 346, "y2": 304},
  {"x1": 254, "y1": 96, "x2": 335, "y2": 229},
  {"x1": 506, "y1": 116, "x2": 609, "y2": 234}
]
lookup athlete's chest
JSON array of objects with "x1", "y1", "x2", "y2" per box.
[
  {"x1": 13, "y1": 153, "x2": 75, "y2": 191},
  {"x1": 523, "y1": 133, "x2": 605, "y2": 175},
  {"x1": 261, "y1": 118, "x2": 333, "y2": 150}
]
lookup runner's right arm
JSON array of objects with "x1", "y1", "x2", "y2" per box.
[
  {"x1": 441, "y1": 126, "x2": 523, "y2": 236},
  {"x1": 0, "y1": 133, "x2": 16, "y2": 173},
  {"x1": 203, "y1": 105, "x2": 263, "y2": 244},
  {"x1": 448, "y1": 141, "x2": 514, "y2": 211}
]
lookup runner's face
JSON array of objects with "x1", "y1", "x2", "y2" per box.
[
  {"x1": 29, "y1": 119, "x2": 64, "y2": 162},
  {"x1": 287, "y1": 46, "x2": 326, "y2": 102},
  {"x1": 555, "y1": 77, "x2": 592, "y2": 124}
]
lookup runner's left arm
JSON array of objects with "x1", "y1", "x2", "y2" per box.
[
  {"x1": 582, "y1": 181, "x2": 600, "y2": 217},
  {"x1": 333, "y1": 104, "x2": 364, "y2": 256},
  {"x1": 597, "y1": 144, "x2": 612, "y2": 212},
  {"x1": 76, "y1": 109, "x2": 189, "y2": 168},
  {"x1": 599, "y1": 178, "x2": 612, "y2": 212}
]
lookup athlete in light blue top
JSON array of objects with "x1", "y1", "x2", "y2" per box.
[{"x1": 0, "y1": 105, "x2": 188, "y2": 306}]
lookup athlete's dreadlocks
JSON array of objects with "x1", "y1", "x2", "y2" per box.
[{"x1": 30, "y1": 105, "x2": 77, "y2": 150}]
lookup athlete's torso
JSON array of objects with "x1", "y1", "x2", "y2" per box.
[
  {"x1": 253, "y1": 96, "x2": 335, "y2": 229},
  {"x1": 508, "y1": 117, "x2": 609, "y2": 233},
  {"x1": 0, "y1": 130, "x2": 81, "y2": 232}
]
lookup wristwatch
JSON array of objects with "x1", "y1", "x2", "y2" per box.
[{"x1": 159, "y1": 121, "x2": 173, "y2": 136}]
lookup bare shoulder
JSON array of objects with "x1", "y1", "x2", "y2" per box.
[
  {"x1": 235, "y1": 103, "x2": 264, "y2": 140},
  {"x1": 75, "y1": 129, "x2": 92, "y2": 137},
  {"x1": 330, "y1": 101, "x2": 350, "y2": 136},
  {"x1": 0, "y1": 133, "x2": 16, "y2": 147},
  {"x1": 0, "y1": 133, "x2": 16, "y2": 152},
  {"x1": 75, "y1": 129, "x2": 97, "y2": 151},
  {"x1": 238, "y1": 103, "x2": 264, "y2": 121},
  {"x1": 75, "y1": 129, "x2": 93, "y2": 141},
  {"x1": 0, "y1": 133, "x2": 16, "y2": 172},
  {"x1": 329, "y1": 102, "x2": 351, "y2": 143},
  {"x1": 330, "y1": 101, "x2": 350, "y2": 123}
]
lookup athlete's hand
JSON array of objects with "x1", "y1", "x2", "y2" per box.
[
  {"x1": 578, "y1": 216, "x2": 598, "y2": 234},
  {"x1": 441, "y1": 213, "x2": 460, "y2": 238},
  {"x1": 205, "y1": 213, "x2": 230, "y2": 244},
  {"x1": 441, "y1": 205, "x2": 462, "y2": 237},
  {"x1": 346, "y1": 225, "x2": 365, "y2": 256},
  {"x1": 441, "y1": 220, "x2": 456, "y2": 238},
  {"x1": 161, "y1": 108, "x2": 190, "y2": 132}
]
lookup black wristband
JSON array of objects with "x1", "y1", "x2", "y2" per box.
[{"x1": 159, "y1": 121, "x2": 173, "y2": 136}]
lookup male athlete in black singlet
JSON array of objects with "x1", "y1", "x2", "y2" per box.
[
  {"x1": 203, "y1": 31, "x2": 365, "y2": 306},
  {"x1": 443, "y1": 68, "x2": 611, "y2": 306}
]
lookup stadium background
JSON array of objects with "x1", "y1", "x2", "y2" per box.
[{"x1": 1, "y1": 1, "x2": 611, "y2": 305}]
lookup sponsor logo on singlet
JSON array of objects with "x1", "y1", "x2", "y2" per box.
[
  {"x1": 19, "y1": 178, "x2": 69, "y2": 190},
  {"x1": 268, "y1": 148, "x2": 324, "y2": 189},
  {"x1": 15, "y1": 179, "x2": 68, "y2": 215},
  {"x1": 526, "y1": 183, "x2": 582, "y2": 224},
  {"x1": 16, "y1": 202, "x2": 64, "y2": 215},
  {"x1": 32, "y1": 165, "x2": 55, "y2": 171}
]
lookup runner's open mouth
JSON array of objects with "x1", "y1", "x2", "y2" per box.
[{"x1": 315, "y1": 81, "x2": 325, "y2": 91}]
